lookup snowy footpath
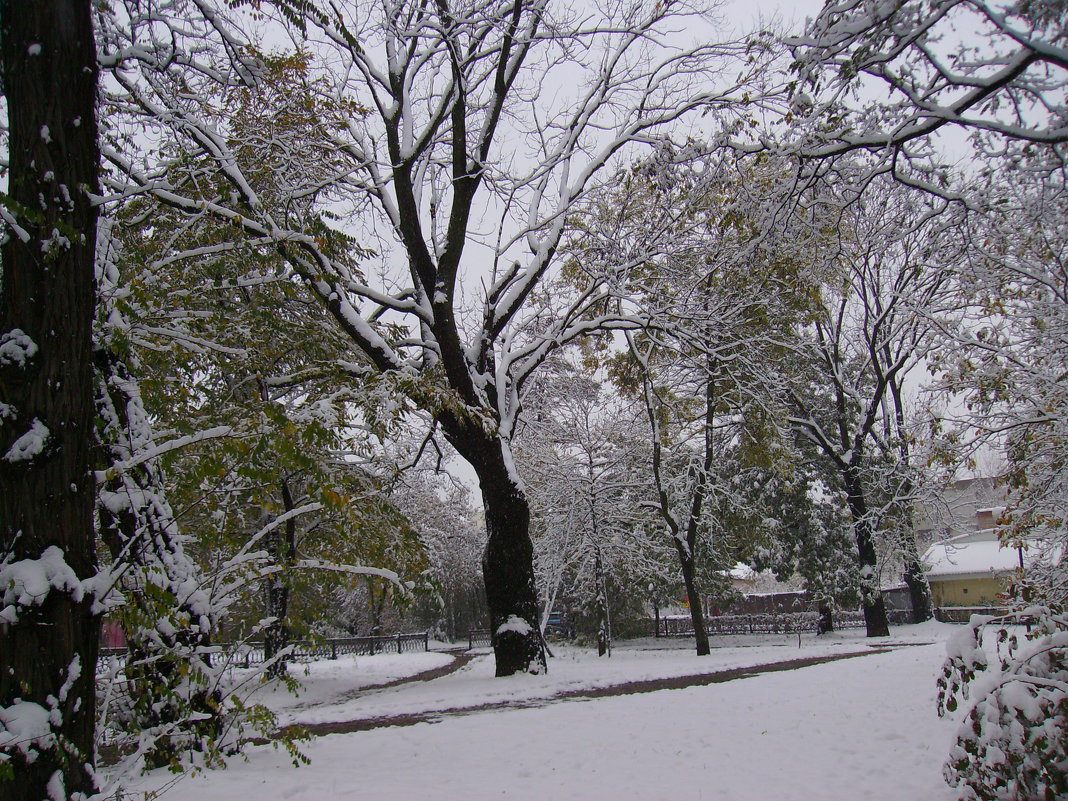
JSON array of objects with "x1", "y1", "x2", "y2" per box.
[{"x1": 123, "y1": 622, "x2": 964, "y2": 801}]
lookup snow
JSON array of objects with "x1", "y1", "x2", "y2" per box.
[
  {"x1": 924, "y1": 536, "x2": 1023, "y2": 578},
  {"x1": 234, "y1": 651, "x2": 455, "y2": 722},
  {"x1": 0, "y1": 699, "x2": 54, "y2": 757},
  {"x1": 496, "y1": 614, "x2": 532, "y2": 637},
  {"x1": 0, "y1": 328, "x2": 38, "y2": 367},
  {"x1": 4, "y1": 417, "x2": 50, "y2": 462},
  {"x1": 0, "y1": 546, "x2": 82, "y2": 622},
  {"x1": 123, "y1": 623, "x2": 965, "y2": 801},
  {"x1": 46, "y1": 770, "x2": 64, "y2": 801}
]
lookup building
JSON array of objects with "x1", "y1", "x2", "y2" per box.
[
  {"x1": 917, "y1": 476, "x2": 1027, "y2": 607},
  {"x1": 923, "y1": 527, "x2": 1020, "y2": 607}
]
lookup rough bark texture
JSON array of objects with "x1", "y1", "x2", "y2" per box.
[
  {"x1": 0, "y1": 1, "x2": 101, "y2": 797},
  {"x1": 263, "y1": 479, "x2": 297, "y2": 679},
  {"x1": 677, "y1": 545, "x2": 711, "y2": 656},
  {"x1": 480, "y1": 476, "x2": 546, "y2": 676},
  {"x1": 844, "y1": 474, "x2": 891, "y2": 638},
  {"x1": 447, "y1": 421, "x2": 545, "y2": 676},
  {"x1": 903, "y1": 549, "x2": 934, "y2": 624}
]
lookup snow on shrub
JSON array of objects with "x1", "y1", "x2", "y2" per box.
[{"x1": 937, "y1": 608, "x2": 1068, "y2": 801}]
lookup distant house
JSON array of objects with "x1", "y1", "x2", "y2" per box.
[
  {"x1": 923, "y1": 527, "x2": 1020, "y2": 607},
  {"x1": 913, "y1": 477, "x2": 1015, "y2": 607}
]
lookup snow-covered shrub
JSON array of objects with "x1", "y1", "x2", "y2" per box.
[{"x1": 937, "y1": 609, "x2": 1068, "y2": 801}]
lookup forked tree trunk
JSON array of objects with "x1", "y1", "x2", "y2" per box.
[{"x1": 0, "y1": 2, "x2": 101, "y2": 797}]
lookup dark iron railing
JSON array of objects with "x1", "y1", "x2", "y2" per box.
[{"x1": 655, "y1": 608, "x2": 914, "y2": 638}]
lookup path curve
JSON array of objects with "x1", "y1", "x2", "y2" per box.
[
  {"x1": 326, "y1": 649, "x2": 480, "y2": 704},
  {"x1": 277, "y1": 647, "x2": 892, "y2": 740}
]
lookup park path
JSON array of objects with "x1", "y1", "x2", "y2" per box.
[{"x1": 275, "y1": 646, "x2": 895, "y2": 741}]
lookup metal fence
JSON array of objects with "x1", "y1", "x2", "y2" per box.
[
  {"x1": 933, "y1": 606, "x2": 1009, "y2": 624},
  {"x1": 655, "y1": 608, "x2": 914, "y2": 638},
  {"x1": 467, "y1": 629, "x2": 492, "y2": 649}
]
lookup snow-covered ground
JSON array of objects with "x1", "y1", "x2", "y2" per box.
[
  {"x1": 233, "y1": 650, "x2": 457, "y2": 723},
  {"x1": 123, "y1": 622, "x2": 966, "y2": 801}
]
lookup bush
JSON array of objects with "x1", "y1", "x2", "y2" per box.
[{"x1": 937, "y1": 608, "x2": 1068, "y2": 801}]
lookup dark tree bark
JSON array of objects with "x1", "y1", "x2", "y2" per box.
[
  {"x1": 0, "y1": 2, "x2": 101, "y2": 797},
  {"x1": 445, "y1": 419, "x2": 545, "y2": 676},
  {"x1": 903, "y1": 551, "x2": 934, "y2": 624},
  {"x1": 263, "y1": 478, "x2": 298, "y2": 679},
  {"x1": 677, "y1": 351, "x2": 718, "y2": 658},
  {"x1": 592, "y1": 544, "x2": 611, "y2": 658},
  {"x1": 844, "y1": 472, "x2": 891, "y2": 638},
  {"x1": 887, "y1": 380, "x2": 934, "y2": 624},
  {"x1": 677, "y1": 544, "x2": 711, "y2": 655},
  {"x1": 817, "y1": 605, "x2": 834, "y2": 635}
]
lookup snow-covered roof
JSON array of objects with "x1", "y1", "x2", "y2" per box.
[
  {"x1": 923, "y1": 538, "x2": 1021, "y2": 579},
  {"x1": 729, "y1": 563, "x2": 756, "y2": 581}
]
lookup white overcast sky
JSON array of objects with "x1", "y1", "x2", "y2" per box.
[{"x1": 725, "y1": 0, "x2": 825, "y2": 37}]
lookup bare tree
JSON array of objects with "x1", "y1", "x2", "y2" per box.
[
  {"x1": 785, "y1": 177, "x2": 963, "y2": 635},
  {"x1": 518, "y1": 363, "x2": 669, "y2": 655},
  {"x1": 98, "y1": 0, "x2": 783, "y2": 675},
  {"x1": 787, "y1": 0, "x2": 1067, "y2": 181}
]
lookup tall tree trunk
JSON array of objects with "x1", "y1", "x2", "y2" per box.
[
  {"x1": 677, "y1": 544, "x2": 711, "y2": 655},
  {"x1": 678, "y1": 349, "x2": 716, "y2": 657},
  {"x1": 263, "y1": 478, "x2": 297, "y2": 679},
  {"x1": 592, "y1": 543, "x2": 612, "y2": 657},
  {"x1": 481, "y1": 474, "x2": 546, "y2": 675},
  {"x1": 886, "y1": 380, "x2": 934, "y2": 624},
  {"x1": 447, "y1": 420, "x2": 545, "y2": 676},
  {"x1": 844, "y1": 472, "x2": 891, "y2": 637},
  {"x1": 0, "y1": 2, "x2": 101, "y2": 797},
  {"x1": 585, "y1": 458, "x2": 611, "y2": 657},
  {"x1": 368, "y1": 578, "x2": 385, "y2": 633},
  {"x1": 262, "y1": 569, "x2": 290, "y2": 678},
  {"x1": 903, "y1": 546, "x2": 933, "y2": 624}
]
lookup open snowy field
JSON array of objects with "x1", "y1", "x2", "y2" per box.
[{"x1": 122, "y1": 622, "x2": 966, "y2": 801}]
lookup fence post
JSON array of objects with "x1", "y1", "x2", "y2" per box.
[
  {"x1": 331, "y1": 640, "x2": 337, "y2": 660},
  {"x1": 469, "y1": 630, "x2": 473, "y2": 650},
  {"x1": 397, "y1": 633, "x2": 402, "y2": 654},
  {"x1": 424, "y1": 631, "x2": 429, "y2": 652}
]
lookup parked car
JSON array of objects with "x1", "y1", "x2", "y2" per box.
[{"x1": 544, "y1": 610, "x2": 573, "y2": 639}]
